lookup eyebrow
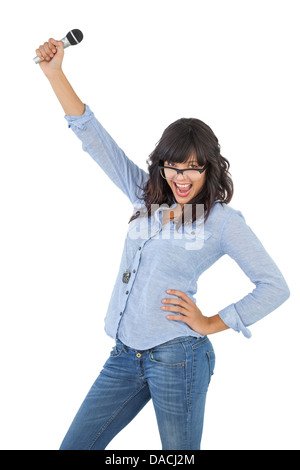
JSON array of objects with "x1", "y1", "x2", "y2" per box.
[{"x1": 166, "y1": 160, "x2": 199, "y2": 165}]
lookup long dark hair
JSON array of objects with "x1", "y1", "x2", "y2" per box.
[{"x1": 129, "y1": 117, "x2": 233, "y2": 226}]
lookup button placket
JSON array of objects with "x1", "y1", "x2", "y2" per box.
[{"x1": 118, "y1": 227, "x2": 160, "y2": 334}]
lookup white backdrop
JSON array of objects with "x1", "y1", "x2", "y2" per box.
[{"x1": 0, "y1": 0, "x2": 299, "y2": 450}]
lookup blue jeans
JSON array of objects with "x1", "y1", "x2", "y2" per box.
[{"x1": 59, "y1": 335, "x2": 215, "y2": 450}]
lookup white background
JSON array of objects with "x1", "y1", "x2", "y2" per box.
[{"x1": 0, "y1": 0, "x2": 299, "y2": 450}]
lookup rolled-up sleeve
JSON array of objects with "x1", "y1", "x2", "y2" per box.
[
  {"x1": 64, "y1": 104, "x2": 149, "y2": 205},
  {"x1": 218, "y1": 210, "x2": 290, "y2": 338}
]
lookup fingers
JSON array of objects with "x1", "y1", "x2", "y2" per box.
[
  {"x1": 161, "y1": 299, "x2": 187, "y2": 309},
  {"x1": 36, "y1": 43, "x2": 51, "y2": 61},
  {"x1": 166, "y1": 314, "x2": 186, "y2": 322},
  {"x1": 36, "y1": 39, "x2": 58, "y2": 62},
  {"x1": 162, "y1": 290, "x2": 193, "y2": 309},
  {"x1": 35, "y1": 47, "x2": 44, "y2": 62},
  {"x1": 165, "y1": 289, "x2": 193, "y2": 304},
  {"x1": 162, "y1": 291, "x2": 190, "y2": 322},
  {"x1": 49, "y1": 38, "x2": 62, "y2": 48},
  {"x1": 161, "y1": 303, "x2": 188, "y2": 316}
]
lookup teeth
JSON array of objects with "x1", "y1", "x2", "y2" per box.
[
  {"x1": 174, "y1": 183, "x2": 192, "y2": 195},
  {"x1": 175, "y1": 183, "x2": 191, "y2": 188}
]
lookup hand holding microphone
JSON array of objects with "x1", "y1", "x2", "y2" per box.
[
  {"x1": 34, "y1": 29, "x2": 83, "y2": 78},
  {"x1": 34, "y1": 38, "x2": 64, "y2": 77}
]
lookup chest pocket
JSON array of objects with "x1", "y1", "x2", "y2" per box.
[{"x1": 167, "y1": 225, "x2": 212, "y2": 251}]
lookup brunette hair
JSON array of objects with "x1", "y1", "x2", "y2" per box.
[{"x1": 129, "y1": 117, "x2": 233, "y2": 226}]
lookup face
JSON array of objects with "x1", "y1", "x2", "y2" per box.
[{"x1": 164, "y1": 157, "x2": 207, "y2": 207}]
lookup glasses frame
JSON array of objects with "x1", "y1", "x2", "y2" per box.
[{"x1": 158, "y1": 163, "x2": 208, "y2": 181}]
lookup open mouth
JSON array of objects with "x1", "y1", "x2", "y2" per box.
[{"x1": 173, "y1": 182, "x2": 193, "y2": 197}]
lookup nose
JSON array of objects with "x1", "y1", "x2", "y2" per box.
[{"x1": 174, "y1": 171, "x2": 190, "y2": 183}]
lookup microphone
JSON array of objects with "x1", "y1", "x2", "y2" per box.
[{"x1": 33, "y1": 29, "x2": 83, "y2": 64}]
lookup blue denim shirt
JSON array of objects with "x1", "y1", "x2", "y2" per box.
[{"x1": 65, "y1": 105, "x2": 290, "y2": 349}]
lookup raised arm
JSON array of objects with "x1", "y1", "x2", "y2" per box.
[
  {"x1": 35, "y1": 38, "x2": 85, "y2": 115},
  {"x1": 35, "y1": 37, "x2": 149, "y2": 205}
]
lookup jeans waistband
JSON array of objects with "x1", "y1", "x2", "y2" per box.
[{"x1": 116, "y1": 335, "x2": 207, "y2": 353}]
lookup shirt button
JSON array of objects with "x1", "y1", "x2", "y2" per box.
[
  {"x1": 120, "y1": 312, "x2": 123, "y2": 316},
  {"x1": 126, "y1": 291, "x2": 129, "y2": 295},
  {"x1": 136, "y1": 353, "x2": 141, "y2": 358},
  {"x1": 133, "y1": 269, "x2": 136, "y2": 273},
  {"x1": 138, "y1": 247, "x2": 142, "y2": 250}
]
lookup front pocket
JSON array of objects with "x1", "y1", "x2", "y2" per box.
[{"x1": 149, "y1": 342, "x2": 186, "y2": 366}]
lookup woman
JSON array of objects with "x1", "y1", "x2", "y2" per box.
[{"x1": 35, "y1": 38, "x2": 290, "y2": 450}]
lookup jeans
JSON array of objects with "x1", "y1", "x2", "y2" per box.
[{"x1": 59, "y1": 335, "x2": 215, "y2": 450}]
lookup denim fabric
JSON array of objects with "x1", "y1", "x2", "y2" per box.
[
  {"x1": 60, "y1": 336, "x2": 215, "y2": 450},
  {"x1": 65, "y1": 105, "x2": 290, "y2": 348}
]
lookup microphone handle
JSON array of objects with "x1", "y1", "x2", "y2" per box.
[{"x1": 33, "y1": 36, "x2": 71, "y2": 64}]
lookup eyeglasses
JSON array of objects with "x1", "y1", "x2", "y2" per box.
[{"x1": 158, "y1": 163, "x2": 208, "y2": 182}]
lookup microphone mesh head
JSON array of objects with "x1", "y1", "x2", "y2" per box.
[{"x1": 66, "y1": 29, "x2": 84, "y2": 45}]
